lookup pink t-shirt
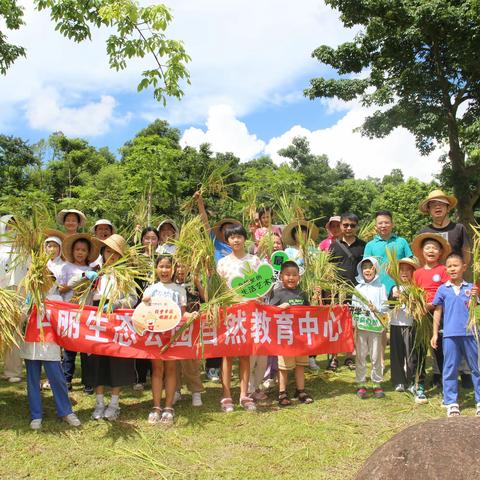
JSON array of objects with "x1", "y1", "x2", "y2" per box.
[
  {"x1": 319, "y1": 236, "x2": 334, "y2": 252},
  {"x1": 254, "y1": 225, "x2": 282, "y2": 243}
]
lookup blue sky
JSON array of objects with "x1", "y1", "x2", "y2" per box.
[{"x1": 0, "y1": 0, "x2": 442, "y2": 179}]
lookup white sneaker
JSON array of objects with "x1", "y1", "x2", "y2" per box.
[
  {"x1": 192, "y1": 392, "x2": 203, "y2": 407},
  {"x1": 308, "y1": 357, "x2": 320, "y2": 370},
  {"x1": 103, "y1": 404, "x2": 120, "y2": 421},
  {"x1": 133, "y1": 383, "x2": 144, "y2": 391},
  {"x1": 8, "y1": 377, "x2": 21, "y2": 383},
  {"x1": 173, "y1": 390, "x2": 182, "y2": 405},
  {"x1": 91, "y1": 404, "x2": 105, "y2": 420},
  {"x1": 148, "y1": 408, "x2": 162, "y2": 425},
  {"x1": 394, "y1": 384, "x2": 405, "y2": 392},
  {"x1": 63, "y1": 413, "x2": 81, "y2": 427},
  {"x1": 30, "y1": 419, "x2": 42, "y2": 430}
]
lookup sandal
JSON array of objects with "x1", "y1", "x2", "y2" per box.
[
  {"x1": 344, "y1": 357, "x2": 356, "y2": 370},
  {"x1": 278, "y1": 391, "x2": 292, "y2": 407},
  {"x1": 447, "y1": 404, "x2": 460, "y2": 417},
  {"x1": 240, "y1": 396, "x2": 257, "y2": 412},
  {"x1": 476, "y1": 403, "x2": 480, "y2": 417},
  {"x1": 147, "y1": 407, "x2": 162, "y2": 425},
  {"x1": 294, "y1": 389, "x2": 314, "y2": 404},
  {"x1": 160, "y1": 407, "x2": 174, "y2": 426},
  {"x1": 220, "y1": 397, "x2": 234, "y2": 413}
]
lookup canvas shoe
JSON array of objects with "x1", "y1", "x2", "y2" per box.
[
  {"x1": 103, "y1": 404, "x2": 120, "y2": 421},
  {"x1": 192, "y1": 392, "x2": 203, "y2": 407},
  {"x1": 373, "y1": 386, "x2": 385, "y2": 399},
  {"x1": 91, "y1": 404, "x2": 105, "y2": 420},
  {"x1": 63, "y1": 413, "x2": 81, "y2": 427},
  {"x1": 356, "y1": 387, "x2": 368, "y2": 399},
  {"x1": 30, "y1": 419, "x2": 42, "y2": 430}
]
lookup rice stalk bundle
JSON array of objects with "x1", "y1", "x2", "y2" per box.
[
  {"x1": 240, "y1": 188, "x2": 258, "y2": 225},
  {"x1": 0, "y1": 288, "x2": 22, "y2": 354},
  {"x1": 357, "y1": 219, "x2": 376, "y2": 243},
  {"x1": 275, "y1": 192, "x2": 305, "y2": 225},
  {"x1": 468, "y1": 224, "x2": 480, "y2": 334},
  {"x1": 257, "y1": 231, "x2": 275, "y2": 260}
]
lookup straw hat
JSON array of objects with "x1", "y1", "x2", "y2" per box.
[
  {"x1": 418, "y1": 190, "x2": 457, "y2": 214},
  {"x1": 91, "y1": 219, "x2": 115, "y2": 234},
  {"x1": 44, "y1": 229, "x2": 66, "y2": 246},
  {"x1": 282, "y1": 219, "x2": 319, "y2": 246},
  {"x1": 157, "y1": 219, "x2": 179, "y2": 239},
  {"x1": 56, "y1": 209, "x2": 87, "y2": 228},
  {"x1": 411, "y1": 233, "x2": 452, "y2": 264},
  {"x1": 398, "y1": 257, "x2": 420, "y2": 271},
  {"x1": 62, "y1": 233, "x2": 101, "y2": 264},
  {"x1": 212, "y1": 218, "x2": 241, "y2": 240},
  {"x1": 99, "y1": 234, "x2": 127, "y2": 258}
]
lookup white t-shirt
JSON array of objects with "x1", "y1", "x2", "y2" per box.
[
  {"x1": 58, "y1": 262, "x2": 89, "y2": 302},
  {"x1": 143, "y1": 282, "x2": 187, "y2": 309},
  {"x1": 217, "y1": 253, "x2": 262, "y2": 288},
  {"x1": 388, "y1": 286, "x2": 414, "y2": 327}
]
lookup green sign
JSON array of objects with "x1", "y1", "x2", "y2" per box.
[
  {"x1": 231, "y1": 263, "x2": 274, "y2": 299},
  {"x1": 353, "y1": 313, "x2": 384, "y2": 333},
  {"x1": 271, "y1": 251, "x2": 289, "y2": 271}
]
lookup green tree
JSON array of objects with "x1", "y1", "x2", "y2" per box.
[
  {"x1": 305, "y1": 0, "x2": 480, "y2": 228},
  {"x1": 1, "y1": 0, "x2": 190, "y2": 103}
]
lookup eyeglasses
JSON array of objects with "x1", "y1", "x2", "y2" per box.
[{"x1": 342, "y1": 223, "x2": 357, "y2": 228}]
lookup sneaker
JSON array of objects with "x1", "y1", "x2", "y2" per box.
[
  {"x1": 133, "y1": 383, "x2": 145, "y2": 392},
  {"x1": 192, "y1": 392, "x2": 203, "y2": 407},
  {"x1": 373, "y1": 387, "x2": 385, "y2": 398},
  {"x1": 103, "y1": 404, "x2": 120, "y2": 421},
  {"x1": 415, "y1": 387, "x2": 428, "y2": 405},
  {"x1": 394, "y1": 384, "x2": 405, "y2": 392},
  {"x1": 83, "y1": 386, "x2": 94, "y2": 395},
  {"x1": 42, "y1": 380, "x2": 51, "y2": 390},
  {"x1": 460, "y1": 373, "x2": 473, "y2": 389},
  {"x1": 207, "y1": 368, "x2": 220, "y2": 382},
  {"x1": 8, "y1": 377, "x2": 21, "y2": 383},
  {"x1": 407, "y1": 384, "x2": 416, "y2": 396},
  {"x1": 173, "y1": 390, "x2": 182, "y2": 405},
  {"x1": 356, "y1": 387, "x2": 368, "y2": 399},
  {"x1": 148, "y1": 408, "x2": 162, "y2": 425},
  {"x1": 30, "y1": 419, "x2": 42, "y2": 430},
  {"x1": 91, "y1": 404, "x2": 105, "y2": 420},
  {"x1": 326, "y1": 357, "x2": 338, "y2": 372},
  {"x1": 309, "y1": 357, "x2": 320, "y2": 370},
  {"x1": 63, "y1": 413, "x2": 81, "y2": 427}
]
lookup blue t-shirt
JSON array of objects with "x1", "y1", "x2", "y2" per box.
[
  {"x1": 432, "y1": 281, "x2": 475, "y2": 337},
  {"x1": 210, "y1": 231, "x2": 232, "y2": 263},
  {"x1": 364, "y1": 234, "x2": 413, "y2": 293}
]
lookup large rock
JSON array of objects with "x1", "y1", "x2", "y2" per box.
[{"x1": 356, "y1": 417, "x2": 480, "y2": 479}]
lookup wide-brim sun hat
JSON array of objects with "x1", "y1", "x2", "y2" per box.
[
  {"x1": 418, "y1": 190, "x2": 457, "y2": 214},
  {"x1": 325, "y1": 215, "x2": 341, "y2": 232},
  {"x1": 91, "y1": 219, "x2": 116, "y2": 234},
  {"x1": 56, "y1": 209, "x2": 87, "y2": 228},
  {"x1": 411, "y1": 233, "x2": 452, "y2": 265},
  {"x1": 213, "y1": 218, "x2": 241, "y2": 240},
  {"x1": 398, "y1": 257, "x2": 420, "y2": 271},
  {"x1": 44, "y1": 228, "x2": 66, "y2": 247},
  {"x1": 282, "y1": 219, "x2": 320, "y2": 246},
  {"x1": 99, "y1": 234, "x2": 127, "y2": 258},
  {"x1": 157, "y1": 219, "x2": 180, "y2": 239},
  {"x1": 62, "y1": 233, "x2": 101, "y2": 264}
]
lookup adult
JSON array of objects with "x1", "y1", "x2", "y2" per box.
[
  {"x1": 328, "y1": 213, "x2": 365, "y2": 371},
  {"x1": 56, "y1": 209, "x2": 87, "y2": 236},
  {"x1": 418, "y1": 189, "x2": 473, "y2": 388},
  {"x1": 319, "y1": 216, "x2": 341, "y2": 251},
  {"x1": 364, "y1": 210, "x2": 413, "y2": 294},
  {"x1": 156, "y1": 219, "x2": 179, "y2": 255}
]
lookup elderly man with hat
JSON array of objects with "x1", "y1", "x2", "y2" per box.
[{"x1": 418, "y1": 190, "x2": 473, "y2": 388}]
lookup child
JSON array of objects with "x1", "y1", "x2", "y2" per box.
[
  {"x1": 56, "y1": 209, "x2": 87, "y2": 236},
  {"x1": 90, "y1": 219, "x2": 115, "y2": 269},
  {"x1": 389, "y1": 258, "x2": 427, "y2": 403},
  {"x1": 270, "y1": 260, "x2": 314, "y2": 406},
  {"x1": 57, "y1": 233, "x2": 100, "y2": 391},
  {"x1": 142, "y1": 255, "x2": 196, "y2": 425},
  {"x1": 412, "y1": 233, "x2": 451, "y2": 388},
  {"x1": 254, "y1": 207, "x2": 282, "y2": 247},
  {"x1": 173, "y1": 263, "x2": 204, "y2": 407},
  {"x1": 88, "y1": 234, "x2": 137, "y2": 421},
  {"x1": 282, "y1": 220, "x2": 319, "y2": 268},
  {"x1": 156, "y1": 219, "x2": 179, "y2": 255},
  {"x1": 431, "y1": 253, "x2": 480, "y2": 417},
  {"x1": 217, "y1": 223, "x2": 262, "y2": 412},
  {"x1": 20, "y1": 231, "x2": 80, "y2": 430},
  {"x1": 352, "y1": 257, "x2": 389, "y2": 398}
]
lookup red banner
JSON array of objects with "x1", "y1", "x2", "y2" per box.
[{"x1": 25, "y1": 300, "x2": 354, "y2": 360}]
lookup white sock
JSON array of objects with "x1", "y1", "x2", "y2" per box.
[
  {"x1": 109, "y1": 394, "x2": 119, "y2": 407},
  {"x1": 96, "y1": 394, "x2": 104, "y2": 406}
]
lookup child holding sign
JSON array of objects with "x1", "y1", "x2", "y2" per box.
[{"x1": 352, "y1": 257, "x2": 389, "y2": 399}]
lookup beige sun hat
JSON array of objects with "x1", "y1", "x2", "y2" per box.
[
  {"x1": 411, "y1": 233, "x2": 452, "y2": 265},
  {"x1": 62, "y1": 233, "x2": 101, "y2": 264},
  {"x1": 99, "y1": 234, "x2": 127, "y2": 258},
  {"x1": 282, "y1": 219, "x2": 320, "y2": 246},
  {"x1": 398, "y1": 257, "x2": 420, "y2": 271},
  {"x1": 418, "y1": 190, "x2": 457, "y2": 214},
  {"x1": 56, "y1": 209, "x2": 87, "y2": 228},
  {"x1": 91, "y1": 219, "x2": 116, "y2": 234},
  {"x1": 212, "y1": 218, "x2": 242, "y2": 240},
  {"x1": 157, "y1": 219, "x2": 180, "y2": 239}
]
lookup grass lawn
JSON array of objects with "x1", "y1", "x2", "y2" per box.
[{"x1": 0, "y1": 354, "x2": 477, "y2": 480}]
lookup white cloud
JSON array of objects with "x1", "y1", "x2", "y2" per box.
[
  {"x1": 182, "y1": 102, "x2": 443, "y2": 181},
  {"x1": 26, "y1": 88, "x2": 123, "y2": 136},
  {"x1": 181, "y1": 105, "x2": 265, "y2": 160}
]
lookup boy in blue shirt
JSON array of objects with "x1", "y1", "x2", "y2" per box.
[{"x1": 431, "y1": 253, "x2": 480, "y2": 417}]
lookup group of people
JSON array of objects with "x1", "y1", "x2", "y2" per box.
[{"x1": 1, "y1": 188, "x2": 480, "y2": 429}]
